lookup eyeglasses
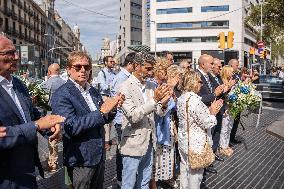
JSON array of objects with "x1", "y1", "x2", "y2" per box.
[
  {"x1": 0, "y1": 50, "x2": 18, "y2": 56},
  {"x1": 71, "y1": 64, "x2": 92, "y2": 71},
  {"x1": 144, "y1": 66, "x2": 153, "y2": 71}
]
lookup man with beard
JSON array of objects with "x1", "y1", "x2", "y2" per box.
[{"x1": 118, "y1": 52, "x2": 171, "y2": 189}]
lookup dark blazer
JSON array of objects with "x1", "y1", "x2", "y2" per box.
[
  {"x1": 0, "y1": 76, "x2": 41, "y2": 189},
  {"x1": 197, "y1": 70, "x2": 216, "y2": 106},
  {"x1": 211, "y1": 74, "x2": 226, "y2": 116},
  {"x1": 51, "y1": 80, "x2": 114, "y2": 167}
]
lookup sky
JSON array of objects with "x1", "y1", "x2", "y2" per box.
[{"x1": 35, "y1": 0, "x2": 119, "y2": 58}]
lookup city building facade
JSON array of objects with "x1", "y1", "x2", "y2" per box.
[
  {"x1": 0, "y1": 0, "x2": 84, "y2": 77},
  {"x1": 150, "y1": 0, "x2": 268, "y2": 66}
]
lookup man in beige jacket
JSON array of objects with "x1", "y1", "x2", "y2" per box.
[{"x1": 118, "y1": 53, "x2": 171, "y2": 189}]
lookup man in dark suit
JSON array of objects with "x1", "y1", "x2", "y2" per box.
[
  {"x1": 0, "y1": 35, "x2": 64, "y2": 189},
  {"x1": 197, "y1": 54, "x2": 224, "y2": 175},
  {"x1": 228, "y1": 59, "x2": 242, "y2": 145},
  {"x1": 210, "y1": 58, "x2": 226, "y2": 159},
  {"x1": 51, "y1": 52, "x2": 124, "y2": 189}
]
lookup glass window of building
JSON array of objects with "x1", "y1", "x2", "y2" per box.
[
  {"x1": 157, "y1": 7, "x2": 192, "y2": 14},
  {"x1": 201, "y1": 5, "x2": 229, "y2": 12}
]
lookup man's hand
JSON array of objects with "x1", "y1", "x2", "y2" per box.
[
  {"x1": 35, "y1": 115, "x2": 65, "y2": 130},
  {"x1": 214, "y1": 85, "x2": 224, "y2": 97},
  {"x1": 100, "y1": 94, "x2": 125, "y2": 114},
  {"x1": 154, "y1": 84, "x2": 171, "y2": 103},
  {"x1": 50, "y1": 124, "x2": 61, "y2": 142},
  {"x1": 0, "y1": 127, "x2": 6, "y2": 138}
]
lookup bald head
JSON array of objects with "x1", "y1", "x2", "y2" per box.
[
  {"x1": 48, "y1": 63, "x2": 60, "y2": 77},
  {"x1": 212, "y1": 58, "x2": 222, "y2": 76},
  {"x1": 198, "y1": 54, "x2": 214, "y2": 74},
  {"x1": 228, "y1": 59, "x2": 239, "y2": 72}
]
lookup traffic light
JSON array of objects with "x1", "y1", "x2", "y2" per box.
[
  {"x1": 227, "y1": 31, "x2": 234, "y2": 48},
  {"x1": 218, "y1": 32, "x2": 225, "y2": 49},
  {"x1": 263, "y1": 50, "x2": 267, "y2": 59}
]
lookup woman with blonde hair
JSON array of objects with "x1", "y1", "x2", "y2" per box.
[
  {"x1": 150, "y1": 63, "x2": 180, "y2": 189},
  {"x1": 219, "y1": 65, "x2": 235, "y2": 157},
  {"x1": 177, "y1": 71, "x2": 223, "y2": 189}
]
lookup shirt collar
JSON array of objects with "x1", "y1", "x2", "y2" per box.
[
  {"x1": 131, "y1": 74, "x2": 144, "y2": 89},
  {"x1": 69, "y1": 78, "x2": 91, "y2": 93},
  {"x1": 104, "y1": 67, "x2": 115, "y2": 74},
  {"x1": 120, "y1": 67, "x2": 131, "y2": 77},
  {"x1": 0, "y1": 75, "x2": 13, "y2": 85},
  {"x1": 198, "y1": 68, "x2": 207, "y2": 77},
  {"x1": 49, "y1": 75, "x2": 59, "y2": 79}
]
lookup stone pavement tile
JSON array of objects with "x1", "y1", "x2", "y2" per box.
[{"x1": 206, "y1": 110, "x2": 284, "y2": 189}]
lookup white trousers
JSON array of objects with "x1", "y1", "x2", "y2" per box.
[
  {"x1": 219, "y1": 113, "x2": 234, "y2": 148},
  {"x1": 180, "y1": 155, "x2": 204, "y2": 189}
]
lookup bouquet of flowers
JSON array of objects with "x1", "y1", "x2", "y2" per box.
[
  {"x1": 18, "y1": 76, "x2": 51, "y2": 111},
  {"x1": 228, "y1": 81, "x2": 261, "y2": 119}
]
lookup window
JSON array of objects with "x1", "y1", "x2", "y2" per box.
[
  {"x1": 131, "y1": 40, "x2": 142, "y2": 45},
  {"x1": 157, "y1": 36, "x2": 218, "y2": 44},
  {"x1": 201, "y1": 5, "x2": 229, "y2": 12},
  {"x1": 157, "y1": 7, "x2": 192, "y2": 14},
  {"x1": 157, "y1": 0, "x2": 176, "y2": 2},
  {"x1": 157, "y1": 20, "x2": 229, "y2": 29},
  {"x1": 131, "y1": 27, "x2": 142, "y2": 32},
  {"x1": 131, "y1": 2, "x2": 142, "y2": 9},
  {"x1": 131, "y1": 13, "x2": 142, "y2": 20}
]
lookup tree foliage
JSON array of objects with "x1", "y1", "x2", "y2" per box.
[{"x1": 246, "y1": 0, "x2": 284, "y2": 61}]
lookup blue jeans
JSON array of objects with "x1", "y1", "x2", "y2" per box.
[{"x1": 121, "y1": 142, "x2": 153, "y2": 189}]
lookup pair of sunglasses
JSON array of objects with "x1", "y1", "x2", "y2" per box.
[{"x1": 71, "y1": 64, "x2": 92, "y2": 71}]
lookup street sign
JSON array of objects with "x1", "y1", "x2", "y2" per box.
[
  {"x1": 257, "y1": 41, "x2": 265, "y2": 48},
  {"x1": 249, "y1": 47, "x2": 255, "y2": 55},
  {"x1": 258, "y1": 48, "x2": 264, "y2": 54}
]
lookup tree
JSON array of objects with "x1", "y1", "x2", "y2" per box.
[{"x1": 246, "y1": 0, "x2": 284, "y2": 62}]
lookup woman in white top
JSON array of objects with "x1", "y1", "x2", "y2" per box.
[
  {"x1": 219, "y1": 66, "x2": 236, "y2": 157},
  {"x1": 177, "y1": 71, "x2": 223, "y2": 189}
]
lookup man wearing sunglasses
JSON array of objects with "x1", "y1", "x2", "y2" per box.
[
  {"x1": 118, "y1": 52, "x2": 172, "y2": 189},
  {"x1": 0, "y1": 35, "x2": 64, "y2": 189},
  {"x1": 51, "y1": 51, "x2": 124, "y2": 189}
]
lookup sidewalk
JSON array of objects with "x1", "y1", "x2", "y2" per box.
[{"x1": 206, "y1": 109, "x2": 284, "y2": 189}]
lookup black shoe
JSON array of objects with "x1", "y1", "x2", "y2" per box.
[
  {"x1": 205, "y1": 166, "x2": 217, "y2": 174},
  {"x1": 200, "y1": 181, "x2": 209, "y2": 189},
  {"x1": 215, "y1": 154, "x2": 224, "y2": 162},
  {"x1": 231, "y1": 139, "x2": 242, "y2": 144}
]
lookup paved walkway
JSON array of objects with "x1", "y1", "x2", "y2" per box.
[
  {"x1": 37, "y1": 107, "x2": 284, "y2": 189},
  {"x1": 206, "y1": 109, "x2": 284, "y2": 189}
]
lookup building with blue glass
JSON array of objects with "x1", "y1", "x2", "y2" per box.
[{"x1": 150, "y1": 0, "x2": 266, "y2": 66}]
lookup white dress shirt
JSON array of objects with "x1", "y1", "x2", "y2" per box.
[
  {"x1": 0, "y1": 76, "x2": 27, "y2": 123},
  {"x1": 69, "y1": 79, "x2": 97, "y2": 111}
]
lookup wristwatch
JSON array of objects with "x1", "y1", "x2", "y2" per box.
[{"x1": 34, "y1": 122, "x2": 40, "y2": 131}]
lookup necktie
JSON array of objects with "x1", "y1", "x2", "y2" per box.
[
  {"x1": 215, "y1": 77, "x2": 220, "y2": 85},
  {"x1": 204, "y1": 75, "x2": 213, "y2": 93}
]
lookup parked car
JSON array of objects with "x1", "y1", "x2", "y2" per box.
[{"x1": 255, "y1": 75, "x2": 284, "y2": 100}]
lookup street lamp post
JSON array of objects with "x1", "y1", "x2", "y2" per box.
[{"x1": 150, "y1": 20, "x2": 157, "y2": 57}]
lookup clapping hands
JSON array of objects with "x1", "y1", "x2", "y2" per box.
[
  {"x1": 100, "y1": 93, "x2": 125, "y2": 114},
  {"x1": 209, "y1": 99, "x2": 224, "y2": 115},
  {"x1": 154, "y1": 84, "x2": 172, "y2": 106}
]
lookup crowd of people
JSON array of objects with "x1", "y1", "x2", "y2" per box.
[{"x1": 0, "y1": 34, "x2": 268, "y2": 189}]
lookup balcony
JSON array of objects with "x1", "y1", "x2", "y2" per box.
[
  {"x1": 11, "y1": 12, "x2": 18, "y2": 20},
  {"x1": 4, "y1": 27, "x2": 12, "y2": 35},
  {"x1": 18, "y1": 1, "x2": 23, "y2": 9},
  {"x1": 11, "y1": 0, "x2": 17, "y2": 3},
  {"x1": 19, "y1": 32, "x2": 24, "y2": 39},
  {"x1": 29, "y1": 10, "x2": 33, "y2": 17},
  {"x1": 4, "y1": 7, "x2": 12, "y2": 16},
  {"x1": 18, "y1": 16, "x2": 24, "y2": 24},
  {"x1": 24, "y1": 20, "x2": 29, "y2": 27}
]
